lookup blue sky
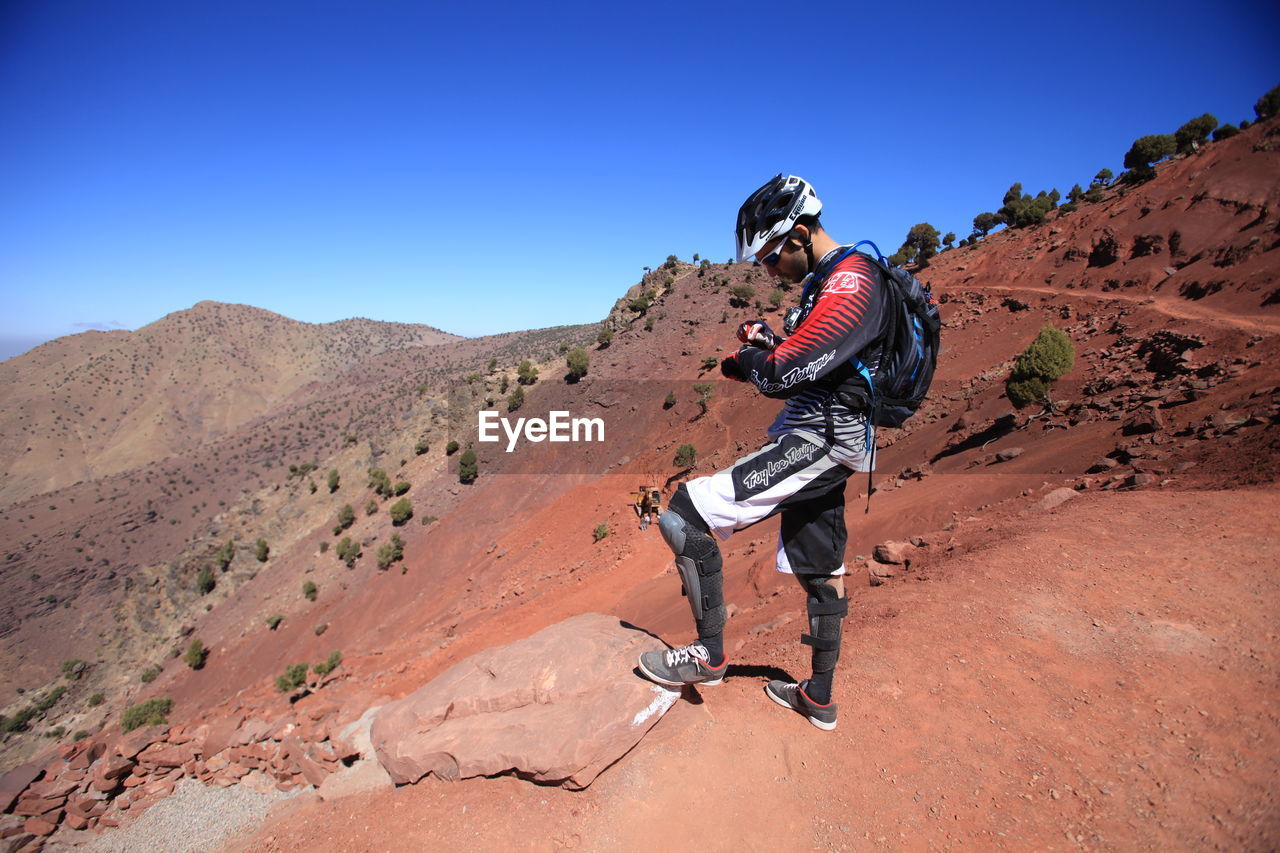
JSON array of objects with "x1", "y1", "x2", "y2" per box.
[{"x1": 1, "y1": 0, "x2": 1277, "y2": 360}]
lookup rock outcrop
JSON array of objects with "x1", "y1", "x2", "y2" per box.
[{"x1": 371, "y1": 613, "x2": 679, "y2": 789}]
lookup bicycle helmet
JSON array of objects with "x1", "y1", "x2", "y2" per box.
[{"x1": 734, "y1": 174, "x2": 823, "y2": 263}]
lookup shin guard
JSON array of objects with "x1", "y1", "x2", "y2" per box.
[
  {"x1": 660, "y1": 486, "x2": 726, "y2": 644},
  {"x1": 797, "y1": 575, "x2": 848, "y2": 703}
]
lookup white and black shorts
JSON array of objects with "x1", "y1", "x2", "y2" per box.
[{"x1": 684, "y1": 430, "x2": 872, "y2": 577}]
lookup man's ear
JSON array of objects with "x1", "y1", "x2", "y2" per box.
[{"x1": 789, "y1": 223, "x2": 810, "y2": 246}]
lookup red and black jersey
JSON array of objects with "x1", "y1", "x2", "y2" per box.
[{"x1": 735, "y1": 247, "x2": 890, "y2": 464}]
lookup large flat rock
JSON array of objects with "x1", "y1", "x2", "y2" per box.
[{"x1": 371, "y1": 613, "x2": 678, "y2": 789}]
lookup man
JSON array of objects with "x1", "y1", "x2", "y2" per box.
[{"x1": 638, "y1": 174, "x2": 890, "y2": 731}]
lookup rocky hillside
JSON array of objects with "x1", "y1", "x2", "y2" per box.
[{"x1": 0, "y1": 118, "x2": 1277, "y2": 849}]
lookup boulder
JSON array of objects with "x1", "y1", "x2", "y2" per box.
[
  {"x1": 0, "y1": 763, "x2": 43, "y2": 814},
  {"x1": 1037, "y1": 488, "x2": 1078, "y2": 512},
  {"x1": 371, "y1": 613, "x2": 680, "y2": 789},
  {"x1": 872, "y1": 541, "x2": 915, "y2": 566}
]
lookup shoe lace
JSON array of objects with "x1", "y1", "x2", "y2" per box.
[{"x1": 665, "y1": 643, "x2": 710, "y2": 667}]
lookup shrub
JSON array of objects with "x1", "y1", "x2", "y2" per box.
[
  {"x1": 701, "y1": 356, "x2": 719, "y2": 372},
  {"x1": 1212, "y1": 124, "x2": 1240, "y2": 141},
  {"x1": 663, "y1": 391, "x2": 677, "y2": 409},
  {"x1": 516, "y1": 360, "x2": 539, "y2": 385},
  {"x1": 196, "y1": 565, "x2": 215, "y2": 595},
  {"x1": 381, "y1": 533, "x2": 406, "y2": 570},
  {"x1": 1175, "y1": 113, "x2": 1218, "y2": 154},
  {"x1": 314, "y1": 623, "x2": 328, "y2": 636},
  {"x1": 337, "y1": 504, "x2": 355, "y2": 530},
  {"x1": 275, "y1": 663, "x2": 308, "y2": 693},
  {"x1": 1254, "y1": 83, "x2": 1280, "y2": 120},
  {"x1": 972, "y1": 212, "x2": 1000, "y2": 237},
  {"x1": 266, "y1": 613, "x2": 283, "y2": 630},
  {"x1": 445, "y1": 440, "x2": 460, "y2": 455},
  {"x1": 140, "y1": 666, "x2": 160, "y2": 684},
  {"x1": 566, "y1": 347, "x2": 590, "y2": 380},
  {"x1": 122, "y1": 698, "x2": 172, "y2": 732},
  {"x1": 459, "y1": 449, "x2": 478, "y2": 484},
  {"x1": 303, "y1": 581, "x2": 317, "y2": 601},
  {"x1": 327, "y1": 469, "x2": 340, "y2": 492},
  {"x1": 88, "y1": 693, "x2": 105, "y2": 707},
  {"x1": 414, "y1": 440, "x2": 429, "y2": 456},
  {"x1": 367, "y1": 468, "x2": 392, "y2": 497},
  {"x1": 393, "y1": 481, "x2": 410, "y2": 496},
  {"x1": 901, "y1": 222, "x2": 941, "y2": 264},
  {"x1": 255, "y1": 539, "x2": 269, "y2": 562},
  {"x1": 336, "y1": 537, "x2": 360, "y2": 567},
  {"x1": 597, "y1": 327, "x2": 613, "y2": 348},
  {"x1": 365, "y1": 499, "x2": 378, "y2": 516},
  {"x1": 507, "y1": 386, "x2": 524, "y2": 412},
  {"x1": 674, "y1": 444, "x2": 697, "y2": 468},
  {"x1": 314, "y1": 651, "x2": 343, "y2": 677},
  {"x1": 593, "y1": 523, "x2": 609, "y2": 542},
  {"x1": 61, "y1": 658, "x2": 86, "y2": 678},
  {"x1": 693, "y1": 383, "x2": 713, "y2": 415},
  {"x1": 729, "y1": 283, "x2": 754, "y2": 305},
  {"x1": 214, "y1": 540, "x2": 235, "y2": 571},
  {"x1": 389, "y1": 498, "x2": 413, "y2": 525},
  {"x1": 183, "y1": 639, "x2": 207, "y2": 670},
  {"x1": 1006, "y1": 324, "x2": 1075, "y2": 409},
  {"x1": 1123, "y1": 134, "x2": 1176, "y2": 182}
]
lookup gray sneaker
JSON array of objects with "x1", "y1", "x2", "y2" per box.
[
  {"x1": 765, "y1": 680, "x2": 837, "y2": 731},
  {"x1": 638, "y1": 643, "x2": 728, "y2": 687}
]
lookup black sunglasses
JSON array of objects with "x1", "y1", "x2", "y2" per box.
[{"x1": 760, "y1": 233, "x2": 791, "y2": 266}]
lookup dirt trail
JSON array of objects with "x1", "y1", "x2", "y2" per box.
[
  {"x1": 972, "y1": 283, "x2": 1280, "y2": 332},
  {"x1": 225, "y1": 485, "x2": 1280, "y2": 852}
]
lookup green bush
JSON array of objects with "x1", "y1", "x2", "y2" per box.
[
  {"x1": 367, "y1": 468, "x2": 392, "y2": 498},
  {"x1": 693, "y1": 383, "x2": 713, "y2": 415},
  {"x1": 972, "y1": 212, "x2": 1001, "y2": 237},
  {"x1": 183, "y1": 639, "x2": 207, "y2": 670},
  {"x1": 900, "y1": 222, "x2": 941, "y2": 264},
  {"x1": 196, "y1": 565, "x2": 216, "y2": 596},
  {"x1": 275, "y1": 663, "x2": 308, "y2": 693},
  {"x1": 255, "y1": 539, "x2": 269, "y2": 562},
  {"x1": 314, "y1": 651, "x2": 343, "y2": 677},
  {"x1": 566, "y1": 347, "x2": 590, "y2": 380},
  {"x1": 88, "y1": 693, "x2": 105, "y2": 707},
  {"x1": 122, "y1": 698, "x2": 172, "y2": 732},
  {"x1": 266, "y1": 613, "x2": 284, "y2": 630},
  {"x1": 597, "y1": 327, "x2": 613, "y2": 348},
  {"x1": 459, "y1": 449, "x2": 478, "y2": 484},
  {"x1": 516, "y1": 360, "x2": 539, "y2": 385},
  {"x1": 1123, "y1": 134, "x2": 1176, "y2": 182},
  {"x1": 303, "y1": 581, "x2": 318, "y2": 601},
  {"x1": 337, "y1": 504, "x2": 355, "y2": 530},
  {"x1": 1254, "y1": 83, "x2": 1280, "y2": 120},
  {"x1": 593, "y1": 523, "x2": 609, "y2": 542},
  {"x1": 377, "y1": 533, "x2": 405, "y2": 570},
  {"x1": 140, "y1": 666, "x2": 160, "y2": 684},
  {"x1": 414, "y1": 440, "x2": 429, "y2": 456},
  {"x1": 365, "y1": 498, "x2": 378, "y2": 516},
  {"x1": 701, "y1": 356, "x2": 719, "y2": 371},
  {"x1": 729, "y1": 284, "x2": 754, "y2": 304},
  {"x1": 336, "y1": 537, "x2": 360, "y2": 567},
  {"x1": 674, "y1": 444, "x2": 697, "y2": 468},
  {"x1": 1006, "y1": 324, "x2": 1075, "y2": 409},
  {"x1": 663, "y1": 391, "x2": 677, "y2": 409},
  {"x1": 507, "y1": 386, "x2": 524, "y2": 412},
  {"x1": 1175, "y1": 113, "x2": 1218, "y2": 153},
  {"x1": 390, "y1": 498, "x2": 413, "y2": 526},
  {"x1": 327, "y1": 469, "x2": 340, "y2": 492},
  {"x1": 214, "y1": 540, "x2": 235, "y2": 571},
  {"x1": 393, "y1": 481, "x2": 410, "y2": 496},
  {"x1": 1212, "y1": 124, "x2": 1240, "y2": 141}
]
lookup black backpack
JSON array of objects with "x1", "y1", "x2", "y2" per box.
[{"x1": 847, "y1": 240, "x2": 942, "y2": 428}]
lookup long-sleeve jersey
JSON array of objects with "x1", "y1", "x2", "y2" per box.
[{"x1": 735, "y1": 247, "x2": 890, "y2": 467}]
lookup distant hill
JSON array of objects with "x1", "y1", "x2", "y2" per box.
[{"x1": 0, "y1": 301, "x2": 463, "y2": 506}]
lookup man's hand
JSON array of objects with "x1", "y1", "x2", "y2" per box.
[
  {"x1": 736, "y1": 320, "x2": 780, "y2": 350},
  {"x1": 720, "y1": 352, "x2": 747, "y2": 382}
]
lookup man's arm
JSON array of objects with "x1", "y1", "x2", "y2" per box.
[{"x1": 735, "y1": 254, "x2": 888, "y2": 398}]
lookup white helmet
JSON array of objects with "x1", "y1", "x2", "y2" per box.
[{"x1": 734, "y1": 174, "x2": 823, "y2": 262}]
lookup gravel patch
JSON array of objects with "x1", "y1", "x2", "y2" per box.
[{"x1": 47, "y1": 777, "x2": 299, "y2": 853}]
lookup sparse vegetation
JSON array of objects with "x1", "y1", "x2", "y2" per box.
[
  {"x1": 507, "y1": 385, "x2": 524, "y2": 412},
  {"x1": 566, "y1": 347, "x2": 590, "y2": 380},
  {"x1": 327, "y1": 468, "x2": 340, "y2": 492},
  {"x1": 303, "y1": 580, "x2": 317, "y2": 601},
  {"x1": 337, "y1": 503, "x2": 355, "y2": 530},
  {"x1": 446, "y1": 440, "x2": 460, "y2": 455},
  {"x1": 663, "y1": 391, "x2": 677, "y2": 409},
  {"x1": 414, "y1": 440, "x2": 429, "y2": 456},
  {"x1": 1174, "y1": 113, "x2": 1218, "y2": 154},
  {"x1": 389, "y1": 498, "x2": 413, "y2": 525},
  {"x1": 88, "y1": 693, "x2": 105, "y2": 707},
  {"x1": 1123, "y1": 134, "x2": 1176, "y2": 183},
  {"x1": 266, "y1": 613, "x2": 284, "y2": 630},
  {"x1": 593, "y1": 523, "x2": 609, "y2": 542},
  {"x1": 674, "y1": 444, "x2": 697, "y2": 468},
  {"x1": 336, "y1": 537, "x2": 361, "y2": 567},
  {"x1": 597, "y1": 327, "x2": 613, "y2": 348},
  {"x1": 140, "y1": 666, "x2": 160, "y2": 684},
  {"x1": 275, "y1": 663, "x2": 308, "y2": 693},
  {"x1": 693, "y1": 383, "x2": 714, "y2": 415},
  {"x1": 0, "y1": 686, "x2": 68, "y2": 733},
  {"x1": 365, "y1": 498, "x2": 378, "y2": 516},
  {"x1": 122, "y1": 697, "x2": 172, "y2": 732},
  {"x1": 516, "y1": 360, "x2": 539, "y2": 385},
  {"x1": 183, "y1": 638, "x2": 207, "y2": 669},
  {"x1": 1006, "y1": 324, "x2": 1076, "y2": 409},
  {"x1": 314, "y1": 651, "x2": 343, "y2": 677},
  {"x1": 367, "y1": 468, "x2": 392, "y2": 498},
  {"x1": 459, "y1": 448, "x2": 478, "y2": 484}
]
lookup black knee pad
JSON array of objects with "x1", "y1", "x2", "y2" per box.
[
  {"x1": 659, "y1": 485, "x2": 724, "y2": 636},
  {"x1": 797, "y1": 574, "x2": 847, "y2": 674}
]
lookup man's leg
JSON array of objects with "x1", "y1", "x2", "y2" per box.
[
  {"x1": 636, "y1": 483, "x2": 729, "y2": 686},
  {"x1": 765, "y1": 485, "x2": 850, "y2": 730}
]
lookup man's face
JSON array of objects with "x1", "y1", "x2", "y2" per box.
[{"x1": 756, "y1": 233, "x2": 805, "y2": 284}]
